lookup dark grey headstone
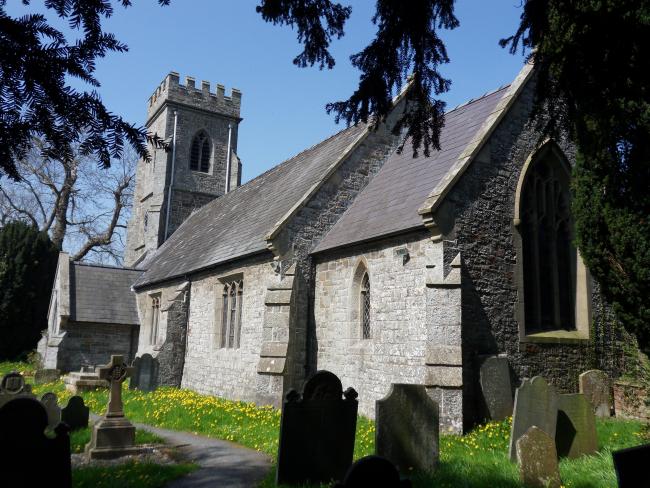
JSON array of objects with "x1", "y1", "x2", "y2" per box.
[
  {"x1": 579, "y1": 369, "x2": 611, "y2": 417},
  {"x1": 41, "y1": 392, "x2": 61, "y2": 429},
  {"x1": 276, "y1": 370, "x2": 358, "y2": 485},
  {"x1": 479, "y1": 356, "x2": 513, "y2": 421},
  {"x1": 509, "y1": 376, "x2": 558, "y2": 462},
  {"x1": 34, "y1": 369, "x2": 61, "y2": 384},
  {"x1": 333, "y1": 456, "x2": 412, "y2": 488},
  {"x1": 555, "y1": 393, "x2": 597, "y2": 459},
  {"x1": 1, "y1": 371, "x2": 25, "y2": 393},
  {"x1": 0, "y1": 397, "x2": 71, "y2": 487},
  {"x1": 376, "y1": 384, "x2": 439, "y2": 473},
  {"x1": 516, "y1": 426, "x2": 561, "y2": 488},
  {"x1": 129, "y1": 354, "x2": 159, "y2": 392},
  {"x1": 61, "y1": 396, "x2": 89, "y2": 431},
  {"x1": 612, "y1": 443, "x2": 650, "y2": 488}
]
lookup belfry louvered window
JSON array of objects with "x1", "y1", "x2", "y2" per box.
[
  {"x1": 521, "y1": 153, "x2": 576, "y2": 333},
  {"x1": 220, "y1": 280, "x2": 243, "y2": 349},
  {"x1": 190, "y1": 131, "x2": 210, "y2": 173},
  {"x1": 361, "y1": 272, "x2": 371, "y2": 339}
]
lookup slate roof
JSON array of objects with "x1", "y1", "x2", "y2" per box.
[
  {"x1": 312, "y1": 85, "x2": 509, "y2": 254},
  {"x1": 70, "y1": 262, "x2": 141, "y2": 325},
  {"x1": 135, "y1": 122, "x2": 369, "y2": 288}
]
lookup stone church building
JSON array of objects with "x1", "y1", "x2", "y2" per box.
[{"x1": 42, "y1": 63, "x2": 625, "y2": 432}]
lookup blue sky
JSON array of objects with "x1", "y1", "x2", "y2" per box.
[{"x1": 9, "y1": 0, "x2": 527, "y2": 183}]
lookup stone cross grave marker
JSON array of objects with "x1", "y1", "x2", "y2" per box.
[
  {"x1": 612, "y1": 443, "x2": 650, "y2": 488},
  {"x1": 333, "y1": 456, "x2": 412, "y2": 488},
  {"x1": 376, "y1": 384, "x2": 439, "y2": 473},
  {"x1": 276, "y1": 370, "x2": 358, "y2": 486},
  {"x1": 61, "y1": 395, "x2": 89, "y2": 431},
  {"x1": 0, "y1": 397, "x2": 72, "y2": 487},
  {"x1": 516, "y1": 426, "x2": 562, "y2": 488},
  {"x1": 85, "y1": 355, "x2": 139, "y2": 460},
  {"x1": 479, "y1": 356, "x2": 513, "y2": 421},
  {"x1": 509, "y1": 376, "x2": 558, "y2": 462},
  {"x1": 41, "y1": 392, "x2": 61, "y2": 429},
  {"x1": 555, "y1": 393, "x2": 597, "y2": 459},
  {"x1": 579, "y1": 369, "x2": 611, "y2": 417},
  {"x1": 129, "y1": 353, "x2": 159, "y2": 392}
]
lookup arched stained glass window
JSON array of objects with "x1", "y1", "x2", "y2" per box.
[
  {"x1": 190, "y1": 131, "x2": 211, "y2": 173},
  {"x1": 521, "y1": 152, "x2": 576, "y2": 333},
  {"x1": 361, "y1": 272, "x2": 371, "y2": 339}
]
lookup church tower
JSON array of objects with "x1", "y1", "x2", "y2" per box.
[{"x1": 125, "y1": 72, "x2": 242, "y2": 267}]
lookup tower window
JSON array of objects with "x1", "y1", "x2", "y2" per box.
[{"x1": 190, "y1": 132, "x2": 211, "y2": 173}]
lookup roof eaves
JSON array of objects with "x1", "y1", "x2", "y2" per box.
[
  {"x1": 263, "y1": 82, "x2": 413, "y2": 250},
  {"x1": 417, "y1": 62, "x2": 535, "y2": 222}
]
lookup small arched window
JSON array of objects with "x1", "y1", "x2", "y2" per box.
[
  {"x1": 220, "y1": 279, "x2": 243, "y2": 349},
  {"x1": 361, "y1": 272, "x2": 371, "y2": 339},
  {"x1": 521, "y1": 150, "x2": 575, "y2": 333},
  {"x1": 190, "y1": 131, "x2": 211, "y2": 173}
]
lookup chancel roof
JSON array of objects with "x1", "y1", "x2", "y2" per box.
[
  {"x1": 312, "y1": 86, "x2": 509, "y2": 253},
  {"x1": 135, "y1": 123, "x2": 368, "y2": 288},
  {"x1": 70, "y1": 262, "x2": 141, "y2": 325}
]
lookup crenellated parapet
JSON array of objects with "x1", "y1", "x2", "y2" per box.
[{"x1": 147, "y1": 72, "x2": 242, "y2": 123}]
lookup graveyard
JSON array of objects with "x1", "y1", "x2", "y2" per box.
[{"x1": 1, "y1": 360, "x2": 646, "y2": 487}]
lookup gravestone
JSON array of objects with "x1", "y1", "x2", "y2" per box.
[
  {"x1": 555, "y1": 393, "x2": 597, "y2": 459},
  {"x1": 34, "y1": 368, "x2": 61, "y2": 384},
  {"x1": 0, "y1": 371, "x2": 35, "y2": 407},
  {"x1": 63, "y1": 367, "x2": 108, "y2": 394},
  {"x1": 0, "y1": 397, "x2": 71, "y2": 487},
  {"x1": 276, "y1": 370, "x2": 358, "y2": 485},
  {"x1": 375, "y1": 384, "x2": 439, "y2": 473},
  {"x1": 61, "y1": 395, "x2": 89, "y2": 431},
  {"x1": 85, "y1": 355, "x2": 141, "y2": 459},
  {"x1": 129, "y1": 353, "x2": 159, "y2": 392},
  {"x1": 579, "y1": 369, "x2": 611, "y2": 417},
  {"x1": 612, "y1": 443, "x2": 650, "y2": 488},
  {"x1": 509, "y1": 376, "x2": 559, "y2": 462},
  {"x1": 479, "y1": 356, "x2": 514, "y2": 421},
  {"x1": 333, "y1": 456, "x2": 412, "y2": 488},
  {"x1": 41, "y1": 392, "x2": 61, "y2": 429},
  {"x1": 516, "y1": 426, "x2": 562, "y2": 488}
]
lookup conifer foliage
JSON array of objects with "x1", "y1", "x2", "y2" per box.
[
  {"x1": 0, "y1": 221, "x2": 58, "y2": 360},
  {"x1": 502, "y1": 0, "x2": 650, "y2": 353}
]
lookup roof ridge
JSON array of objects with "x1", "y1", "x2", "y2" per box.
[
  {"x1": 73, "y1": 261, "x2": 141, "y2": 272},
  {"x1": 445, "y1": 84, "x2": 510, "y2": 115}
]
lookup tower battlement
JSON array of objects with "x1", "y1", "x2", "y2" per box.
[{"x1": 147, "y1": 72, "x2": 242, "y2": 123}]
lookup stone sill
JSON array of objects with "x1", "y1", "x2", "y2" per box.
[{"x1": 520, "y1": 330, "x2": 590, "y2": 344}]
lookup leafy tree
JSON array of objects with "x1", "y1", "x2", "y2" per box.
[
  {"x1": 501, "y1": 0, "x2": 650, "y2": 353},
  {"x1": 0, "y1": 221, "x2": 58, "y2": 360}
]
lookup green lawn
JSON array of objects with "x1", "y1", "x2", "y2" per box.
[
  {"x1": 5, "y1": 361, "x2": 647, "y2": 487},
  {"x1": 69, "y1": 426, "x2": 165, "y2": 454}
]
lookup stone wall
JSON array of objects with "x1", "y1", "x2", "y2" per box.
[
  {"x1": 436, "y1": 78, "x2": 625, "y2": 426},
  {"x1": 42, "y1": 322, "x2": 138, "y2": 372},
  {"x1": 313, "y1": 232, "x2": 434, "y2": 418}
]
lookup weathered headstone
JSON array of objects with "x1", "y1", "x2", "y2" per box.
[
  {"x1": 479, "y1": 356, "x2": 514, "y2": 421},
  {"x1": 61, "y1": 395, "x2": 89, "y2": 431},
  {"x1": 34, "y1": 368, "x2": 61, "y2": 384},
  {"x1": 63, "y1": 368, "x2": 108, "y2": 394},
  {"x1": 516, "y1": 426, "x2": 562, "y2": 488},
  {"x1": 579, "y1": 369, "x2": 611, "y2": 417},
  {"x1": 375, "y1": 384, "x2": 439, "y2": 473},
  {"x1": 612, "y1": 443, "x2": 650, "y2": 488},
  {"x1": 509, "y1": 376, "x2": 558, "y2": 462},
  {"x1": 0, "y1": 397, "x2": 71, "y2": 487},
  {"x1": 0, "y1": 371, "x2": 35, "y2": 407},
  {"x1": 333, "y1": 456, "x2": 412, "y2": 488},
  {"x1": 276, "y1": 370, "x2": 358, "y2": 485},
  {"x1": 555, "y1": 393, "x2": 597, "y2": 459},
  {"x1": 41, "y1": 392, "x2": 61, "y2": 429},
  {"x1": 129, "y1": 353, "x2": 159, "y2": 392},
  {"x1": 85, "y1": 355, "x2": 140, "y2": 459}
]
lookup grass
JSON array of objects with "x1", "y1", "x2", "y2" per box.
[
  {"x1": 73, "y1": 462, "x2": 196, "y2": 488},
  {"x1": 5, "y1": 362, "x2": 648, "y2": 487},
  {"x1": 69, "y1": 426, "x2": 165, "y2": 454}
]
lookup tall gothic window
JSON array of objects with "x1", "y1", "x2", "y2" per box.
[
  {"x1": 521, "y1": 152, "x2": 576, "y2": 333},
  {"x1": 190, "y1": 131, "x2": 210, "y2": 173},
  {"x1": 220, "y1": 280, "x2": 243, "y2": 349},
  {"x1": 361, "y1": 272, "x2": 371, "y2": 339},
  {"x1": 150, "y1": 295, "x2": 161, "y2": 345}
]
